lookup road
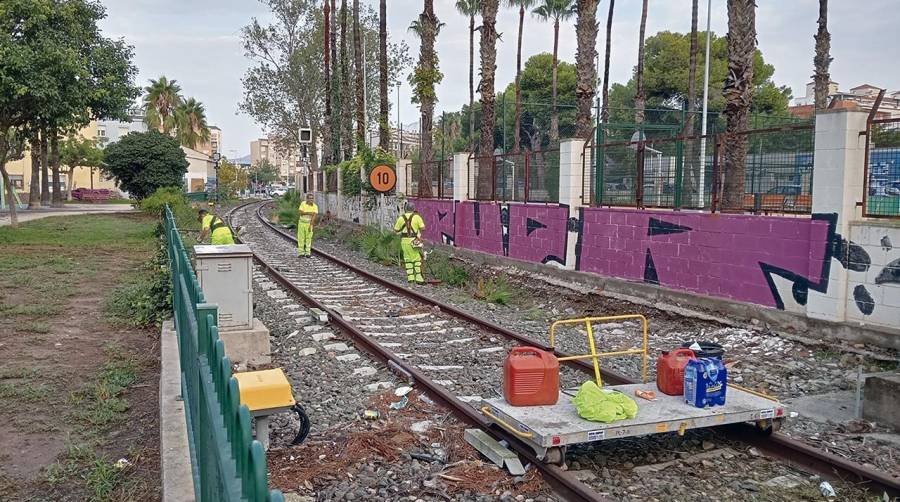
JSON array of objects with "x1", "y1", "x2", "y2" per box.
[{"x1": 0, "y1": 203, "x2": 135, "y2": 226}]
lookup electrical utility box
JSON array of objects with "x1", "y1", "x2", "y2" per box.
[{"x1": 194, "y1": 244, "x2": 253, "y2": 330}]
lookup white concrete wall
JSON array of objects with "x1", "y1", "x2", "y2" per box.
[{"x1": 846, "y1": 221, "x2": 900, "y2": 328}]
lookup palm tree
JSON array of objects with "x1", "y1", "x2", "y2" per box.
[
  {"x1": 683, "y1": 0, "x2": 700, "y2": 204},
  {"x1": 600, "y1": 0, "x2": 615, "y2": 123},
  {"x1": 323, "y1": 0, "x2": 333, "y2": 165},
  {"x1": 352, "y1": 0, "x2": 365, "y2": 148},
  {"x1": 330, "y1": 0, "x2": 341, "y2": 162},
  {"x1": 143, "y1": 76, "x2": 182, "y2": 134},
  {"x1": 722, "y1": 0, "x2": 756, "y2": 211},
  {"x1": 507, "y1": 0, "x2": 535, "y2": 152},
  {"x1": 574, "y1": 0, "x2": 599, "y2": 139},
  {"x1": 339, "y1": 0, "x2": 352, "y2": 160},
  {"x1": 533, "y1": 0, "x2": 576, "y2": 144},
  {"x1": 634, "y1": 0, "x2": 648, "y2": 126},
  {"x1": 409, "y1": 0, "x2": 443, "y2": 197},
  {"x1": 455, "y1": 0, "x2": 480, "y2": 151},
  {"x1": 813, "y1": 0, "x2": 831, "y2": 111},
  {"x1": 378, "y1": 0, "x2": 390, "y2": 151},
  {"x1": 477, "y1": 0, "x2": 500, "y2": 198},
  {"x1": 175, "y1": 98, "x2": 211, "y2": 150}
]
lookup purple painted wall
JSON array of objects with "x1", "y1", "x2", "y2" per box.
[
  {"x1": 410, "y1": 198, "x2": 455, "y2": 244},
  {"x1": 454, "y1": 202, "x2": 505, "y2": 256},
  {"x1": 579, "y1": 208, "x2": 831, "y2": 308},
  {"x1": 507, "y1": 204, "x2": 569, "y2": 265},
  {"x1": 406, "y1": 200, "x2": 836, "y2": 310}
]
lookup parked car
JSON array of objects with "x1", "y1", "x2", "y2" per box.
[{"x1": 269, "y1": 186, "x2": 288, "y2": 197}]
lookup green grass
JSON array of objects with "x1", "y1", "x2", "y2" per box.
[
  {"x1": 350, "y1": 226, "x2": 402, "y2": 266},
  {"x1": 19, "y1": 320, "x2": 51, "y2": 333},
  {"x1": 70, "y1": 347, "x2": 139, "y2": 429},
  {"x1": 104, "y1": 250, "x2": 171, "y2": 328},
  {"x1": 46, "y1": 443, "x2": 133, "y2": 502},
  {"x1": 524, "y1": 307, "x2": 546, "y2": 322},
  {"x1": 0, "y1": 214, "x2": 155, "y2": 249},
  {"x1": 0, "y1": 367, "x2": 52, "y2": 404}
]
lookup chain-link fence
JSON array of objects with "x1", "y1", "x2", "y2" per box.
[
  {"x1": 583, "y1": 124, "x2": 815, "y2": 214},
  {"x1": 864, "y1": 118, "x2": 900, "y2": 218}
]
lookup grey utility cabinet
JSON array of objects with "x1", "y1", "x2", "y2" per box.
[{"x1": 194, "y1": 244, "x2": 254, "y2": 330}]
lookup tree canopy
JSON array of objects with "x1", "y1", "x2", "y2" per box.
[
  {"x1": 102, "y1": 131, "x2": 189, "y2": 199},
  {"x1": 606, "y1": 31, "x2": 793, "y2": 131}
]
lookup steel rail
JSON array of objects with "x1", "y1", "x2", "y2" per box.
[
  {"x1": 239, "y1": 201, "x2": 900, "y2": 499},
  {"x1": 226, "y1": 202, "x2": 610, "y2": 502}
]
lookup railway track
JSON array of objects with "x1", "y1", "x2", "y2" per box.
[{"x1": 228, "y1": 200, "x2": 900, "y2": 501}]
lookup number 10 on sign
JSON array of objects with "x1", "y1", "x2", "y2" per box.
[{"x1": 369, "y1": 164, "x2": 396, "y2": 193}]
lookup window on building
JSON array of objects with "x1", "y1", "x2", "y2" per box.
[
  {"x1": 97, "y1": 127, "x2": 106, "y2": 137},
  {"x1": 9, "y1": 175, "x2": 23, "y2": 189}
]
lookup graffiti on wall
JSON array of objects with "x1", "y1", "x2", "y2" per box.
[{"x1": 394, "y1": 199, "x2": 898, "y2": 323}]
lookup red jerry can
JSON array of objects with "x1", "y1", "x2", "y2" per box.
[
  {"x1": 656, "y1": 348, "x2": 697, "y2": 396},
  {"x1": 503, "y1": 347, "x2": 560, "y2": 406}
]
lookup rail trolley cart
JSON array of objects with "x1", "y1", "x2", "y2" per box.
[{"x1": 480, "y1": 316, "x2": 787, "y2": 465}]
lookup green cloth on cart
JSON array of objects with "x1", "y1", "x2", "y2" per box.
[{"x1": 572, "y1": 381, "x2": 639, "y2": 423}]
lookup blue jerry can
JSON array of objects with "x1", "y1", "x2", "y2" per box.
[{"x1": 684, "y1": 357, "x2": 728, "y2": 408}]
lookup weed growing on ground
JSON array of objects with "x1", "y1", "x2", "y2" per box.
[
  {"x1": 104, "y1": 247, "x2": 171, "y2": 328},
  {"x1": 274, "y1": 190, "x2": 303, "y2": 229},
  {"x1": 474, "y1": 276, "x2": 516, "y2": 305},
  {"x1": 426, "y1": 252, "x2": 471, "y2": 287},
  {"x1": 524, "y1": 307, "x2": 546, "y2": 321},
  {"x1": 19, "y1": 320, "x2": 51, "y2": 333},
  {"x1": 351, "y1": 226, "x2": 401, "y2": 266},
  {"x1": 46, "y1": 443, "x2": 133, "y2": 502},
  {"x1": 70, "y1": 347, "x2": 139, "y2": 429}
]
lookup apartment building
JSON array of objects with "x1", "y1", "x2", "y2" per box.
[
  {"x1": 250, "y1": 137, "x2": 303, "y2": 181},
  {"x1": 791, "y1": 82, "x2": 900, "y2": 119}
]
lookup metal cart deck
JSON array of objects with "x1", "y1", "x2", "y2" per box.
[{"x1": 481, "y1": 382, "x2": 787, "y2": 464}]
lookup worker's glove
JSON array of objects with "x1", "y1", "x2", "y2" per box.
[{"x1": 412, "y1": 238, "x2": 424, "y2": 249}]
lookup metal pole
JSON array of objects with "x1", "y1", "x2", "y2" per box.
[{"x1": 698, "y1": 0, "x2": 713, "y2": 206}]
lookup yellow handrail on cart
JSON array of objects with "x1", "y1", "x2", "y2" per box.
[
  {"x1": 480, "y1": 406, "x2": 534, "y2": 439},
  {"x1": 549, "y1": 314, "x2": 650, "y2": 387}
]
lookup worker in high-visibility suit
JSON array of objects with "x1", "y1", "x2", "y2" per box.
[
  {"x1": 297, "y1": 193, "x2": 319, "y2": 257},
  {"x1": 393, "y1": 201, "x2": 426, "y2": 284},
  {"x1": 198, "y1": 209, "x2": 235, "y2": 245}
]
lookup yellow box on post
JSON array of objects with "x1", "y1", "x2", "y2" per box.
[
  {"x1": 234, "y1": 368, "x2": 297, "y2": 450},
  {"x1": 234, "y1": 368, "x2": 296, "y2": 414}
]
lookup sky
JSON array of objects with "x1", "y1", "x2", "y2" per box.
[{"x1": 99, "y1": 0, "x2": 900, "y2": 158}]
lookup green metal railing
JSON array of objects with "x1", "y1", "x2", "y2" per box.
[{"x1": 164, "y1": 205, "x2": 284, "y2": 502}]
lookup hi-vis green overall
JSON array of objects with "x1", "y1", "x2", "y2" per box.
[
  {"x1": 201, "y1": 214, "x2": 235, "y2": 245},
  {"x1": 394, "y1": 211, "x2": 426, "y2": 284},
  {"x1": 297, "y1": 201, "x2": 318, "y2": 256}
]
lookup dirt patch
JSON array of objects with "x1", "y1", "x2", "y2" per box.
[{"x1": 0, "y1": 214, "x2": 161, "y2": 501}]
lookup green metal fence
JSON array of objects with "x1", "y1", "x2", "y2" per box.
[{"x1": 164, "y1": 205, "x2": 284, "y2": 502}]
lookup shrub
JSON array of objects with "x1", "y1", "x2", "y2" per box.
[
  {"x1": 104, "y1": 249, "x2": 171, "y2": 328},
  {"x1": 275, "y1": 190, "x2": 303, "y2": 229},
  {"x1": 426, "y1": 252, "x2": 470, "y2": 287},
  {"x1": 474, "y1": 276, "x2": 515, "y2": 305},
  {"x1": 102, "y1": 130, "x2": 188, "y2": 199},
  {"x1": 350, "y1": 226, "x2": 401, "y2": 266}
]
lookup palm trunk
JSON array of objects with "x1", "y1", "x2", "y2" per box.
[
  {"x1": 575, "y1": 0, "x2": 599, "y2": 139},
  {"x1": 330, "y1": 0, "x2": 341, "y2": 162},
  {"x1": 550, "y1": 18, "x2": 560, "y2": 144},
  {"x1": 722, "y1": 0, "x2": 756, "y2": 211},
  {"x1": 50, "y1": 129, "x2": 62, "y2": 207},
  {"x1": 683, "y1": 0, "x2": 700, "y2": 204},
  {"x1": 417, "y1": 0, "x2": 438, "y2": 198},
  {"x1": 352, "y1": 0, "x2": 365, "y2": 148},
  {"x1": 378, "y1": 0, "x2": 390, "y2": 151},
  {"x1": 600, "y1": 0, "x2": 614, "y2": 123},
  {"x1": 513, "y1": 5, "x2": 525, "y2": 153},
  {"x1": 468, "y1": 13, "x2": 475, "y2": 152},
  {"x1": 813, "y1": 0, "x2": 831, "y2": 111},
  {"x1": 322, "y1": 0, "x2": 333, "y2": 165},
  {"x1": 477, "y1": 0, "x2": 499, "y2": 199},
  {"x1": 40, "y1": 127, "x2": 50, "y2": 206},
  {"x1": 634, "y1": 0, "x2": 648, "y2": 126},
  {"x1": 339, "y1": 0, "x2": 353, "y2": 160},
  {"x1": 28, "y1": 132, "x2": 41, "y2": 208}
]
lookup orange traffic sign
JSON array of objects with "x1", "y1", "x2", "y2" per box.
[{"x1": 369, "y1": 164, "x2": 397, "y2": 192}]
